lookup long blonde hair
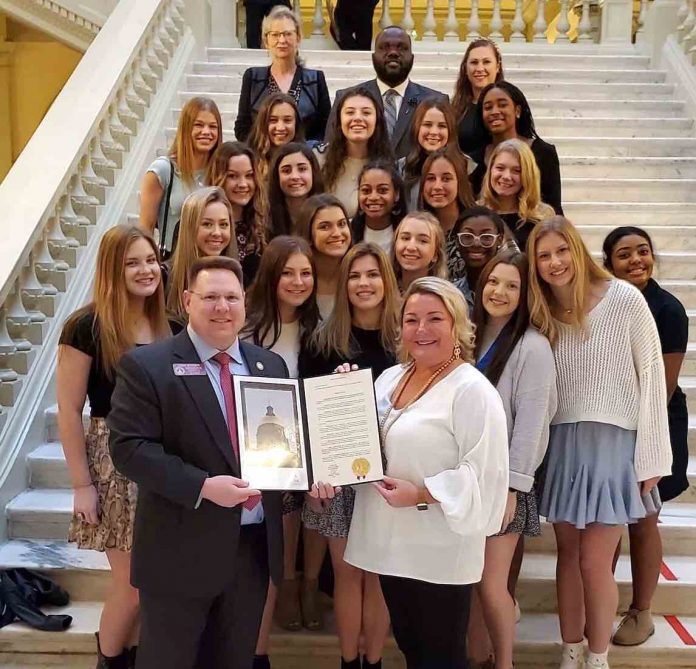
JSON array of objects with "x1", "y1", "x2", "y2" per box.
[
  {"x1": 61, "y1": 225, "x2": 170, "y2": 377},
  {"x1": 527, "y1": 216, "x2": 612, "y2": 345},
  {"x1": 400, "y1": 277, "x2": 475, "y2": 364},
  {"x1": 170, "y1": 97, "x2": 222, "y2": 186},
  {"x1": 480, "y1": 139, "x2": 555, "y2": 226},
  {"x1": 312, "y1": 243, "x2": 401, "y2": 359},
  {"x1": 166, "y1": 187, "x2": 239, "y2": 320},
  {"x1": 392, "y1": 211, "x2": 448, "y2": 284}
]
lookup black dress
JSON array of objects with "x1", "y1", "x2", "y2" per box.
[
  {"x1": 234, "y1": 65, "x2": 331, "y2": 142},
  {"x1": 499, "y1": 213, "x2": 535, "y2": 252},
  {"x1": 457, "y1": 104, "x2": 489, "y2": 157},
  {"x1": 642, "y1": 278, "x2": 689, "y2": 502},
  {"x1": 469, "y1": 137, "x2": 563, "y2": 215}
]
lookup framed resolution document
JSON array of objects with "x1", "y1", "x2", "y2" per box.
[{"x1": 233, "y1": 369, "x2": 384, "y2": 491}]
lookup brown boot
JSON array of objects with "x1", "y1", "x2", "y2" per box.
[
  {"x1": 274, "y1": 578, "x2": 302, "y2": 631},
  {"x1": 300, "y1": 578, "x2": 324, "y2": 631},
  {"x1": 612, "y1": 607, "x2": 655, "y2": 646}
]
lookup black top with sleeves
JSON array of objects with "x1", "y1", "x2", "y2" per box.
[
  {"x1": 469, "y1": 137, "x2": 563, "y2": 215},
  {"x1": 234, "y1": 65, "x2": 332, "y2": 142},
  {"x1": 457, "y1": 105, "x2": 489, "y2": 156},
  {"x1": 498, "y1": 213, "x2": 535, "y2": 252},
  {"x1": 298, "y1": 325, "x2": 396, "y2": 381},
  {"x1": 642, "y1": 278, "x2": 689, "y2": 501},
  {"x1": 59, "y1": 310, "x2": 181, "y2": 418}
]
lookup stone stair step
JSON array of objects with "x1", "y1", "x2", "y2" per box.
[
  {"x1": 44, "y1": 404, "x2": 89, "y2": 443},
  {"x1": 560, "y1": 157, "x2": 696, "y2": 179},
  {"x1": 28, "y1": 443, "x2": 71, "y2": 489},
  {"x1": 549, "y1": 137, "x2": 696, "y2": 158},
  {"x1": 562, "y1": 178, "x2": 696, "y2": 203},
  {"x1": 690, "y1": 415, "x2": 696, "y2": 455},
  {"x1": 575, "y1": 224, "x2": 696, "y2": 254},
  {"x1": 667, "y1": 285, "x2": 696, "y2": 312},
  {"x1": 0, "y1": 599, "x2": 694, "y2": 669},
  {"x1": 179, "y1": 91, "x2": 687, "y2": 118},
  {"x1": 682, "y1": 376, "x2": 696, "y2": 413}
]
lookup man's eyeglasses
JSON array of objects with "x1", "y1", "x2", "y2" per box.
[
  {"x1": 189, "y1": 292, "x2": 240, "y2": 306},
  {"x1": 457, "y1": 233, "x2": 500, "y2": 248},
  {"x1": 265, "y1": 30, "x2": 296, "y2": 42}
]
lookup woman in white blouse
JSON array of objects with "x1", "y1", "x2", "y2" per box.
[{"x1": 319, "y1": 277, "x2": 509, "y2": 669}]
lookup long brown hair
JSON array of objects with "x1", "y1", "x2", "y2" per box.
[
  {"x1": 311, "y1": 242, "x2": 400, "y2": 358},
  {"x1": 268, "y1": 142, "x2": 325, "y2": 239},
  {"x1": 246, "y1": 93, "x2": 305, "y2": 180},
  {"x1": 419, "y1": 146, "x2": 475, "y2": 214},
  {"x1": 527, "y1": 216, "x2": 612, "y2": 345},
  {"x1": 166, "y1": 187, "x2": 239, "y2": 320},
  {"x1": 472, "y1": 249, "x2": 530, "y2": 386},
  {"x1": 403, "y1": 99, "x2": 459, "y2": 187},
  {"x1": 321, "y1": 86, "x2": 394, "y2": 190},
  {"x1": 296, "y1": 193, "x2": 351, "y2": 250},
  {"x1": 479, "y1": 139, "x2": 554, "y2": 227},
  {"x1": 170, "y1": 97, "x2": 222, "y2": 186},
  {"x1": 61, "y1": 225, "x2": 169, "y2": 377},
  {"x1": 206, "y1": 141, "x2": 267, "y2": 258},
  {"x1": 452, "y1": 38, "x2": 504, "y2": 117},
  {"x1": 243, "y1": 235, "x2": 320, "y2": 350}
]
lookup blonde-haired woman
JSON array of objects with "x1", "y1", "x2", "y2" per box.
[
  {"x1": 235, "y1": 5, "x2": 330, "y2": 142},
  {"x1": 206, "y1": 142, "x2": 267, "y2": 285},
  {"x1": 329, "y1": 276, "x2": 509, "y2": 669},
  {"x1": 479, "y1": 138, "x2": 555, "y2": 251},
  {"x1": 140, "y1": 96, "x2": 222, "y2": 257},
  {"x1": 300, "y1": 243, "x2": 401, "y2": 669},
  {"x1": 58, "y1": 225, "x2": 173, "y2": 667},
  {"x1": 165, "y1": 186, "x2": 239, "y2": 321},
  {"x1": 392, "y1": 211, "x2": 448, "y2": 293},
  {"x1": 528, "y1": 216, "x2": 672, "y2": 669}
]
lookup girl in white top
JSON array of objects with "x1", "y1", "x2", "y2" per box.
[
  {"x1": 241, "y1": 236, "x2": 327, "y2": 661},
  {"x1": 469, "y1": 248, "x2": 557, "y2": 669},
  {"x1": 314, "y1": 278, "x2": 509, "y2": 669},
  {"x1": 139, "y1": 97, "x2": 222, "y2": 257},
  {"x1": 314, "y1": 86, "x2": 394, "y2": 218},
  {"x1": 528, "y1": 216, "x2": 672, "y2": 669},
  {"x1": 296, "y1": 194, "x2": 352, "y2": 320}
]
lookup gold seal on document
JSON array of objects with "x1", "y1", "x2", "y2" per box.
[{"x1": 352, "y1": 458, "x2": 370, "y2": 481}]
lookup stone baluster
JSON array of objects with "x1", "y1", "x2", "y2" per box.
[
  {"x1": 311, "y1": 0, "x2": 325, "y2": 38},
  {"x1": 145, "y1": 36, "x2": 166, "y2": 77},
  {"x1": 81, "y1": 154, "x2": 108, "y2": 204},
  {"x1": 555, "y1": 0, "x2": 570, "y2": 41},
  {"x1": 683, "y1": 1, "x2": 696, "y2": 51},
  {"x1": 634, "y1": 0, "x2": 648, "y2": 43},
  {"x1": 125, "y1": 72, "x2": 147, "y2": 120},
  {"x1": 422, "y1": 0, "x2": 437, "y2": 41},
  {"x1": 0, "y1": 309, "x2": 21, "y2": 409},
  {"x1": 109, "y1": 102, "x2": 133, "y2": 152},
  {"x1": 292, "y1": 0, "x2": 303, "y2": 36},
  {"x1": 533, "y1": 0, "x2": 548, "y2": 42},
  {"x1": 380, "y1": 0, "x2": 393, "y2": 29},
  {"x1": 169, "y1": 0, "x2": 185, "y2": 31},
  {"x1": 678, "y1": 0, "x2": 696, "y2": 45},
  {"x1": 576, "y1": 0, "x2": 593, "y2": 41},
  {"x1": 70, "y1": 171, "x2": 99, "y2": 208},
  {"x1": 19, "y1": 259, "x2": 51, "y2": 341},
  {"x1": 34, "y1": 232, "x2": 69, "y2": 294},
  {"x1": 151, "y1": 27, "x2": 169, "y2": 66},
  {"x1": 489, "y1": 0, "x2": 504, "y2": 39},
  {"x1": 163, "y1": 12, "x2": 180, "y2": 42},
  {"x1": 137, "y1": 47, "x2": 158, "y2": 93},
  {"x1": 118, "y1": 89, "x2": 140, "y2": 134},
  {"x1": 59, "y1": 192, "x2": 91, "y2": 245},
  {"x1": 510, "y1": 0, "x2": 527, "y2": 42},
  {"x1": 158, "y1": 13, "x2": 176, "y2": 54},
  {"x1": 444, "y1": 0, "x2": 459, "y2": 41},
  {"x1": 90, "y1": 136, "x2": 116, "y2": 186},
  {"x1": 47, "y1": 213, "x2": 80, "y2": 267},
  {"x1": 401, "y1": 0, "x2": 415, "y2": 36},
  {"x1": 467, "y1": 0, "x2": 482, "y2": 40},
  {"x1": 4, "y1": 285, "x2": 34, "y2": 374}
]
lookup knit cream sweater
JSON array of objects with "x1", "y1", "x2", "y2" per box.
[{"x1": 552, "y1": 279, "x2": 672, "y2": 481}]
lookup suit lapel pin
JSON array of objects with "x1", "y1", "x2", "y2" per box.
[{"x1": 256, "y1": 361, "x2": 265, "y2": 371}]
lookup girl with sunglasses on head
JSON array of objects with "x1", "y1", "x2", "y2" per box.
[
  {"x1": 268, "y1": 142, "x2": 325, "y2": 240},
  {"x1": 206, "y1": 142, "x2": 267, "y2": 286},
  {"x1": 352, "y1": 160, "x2": 408, "y2": 257}
]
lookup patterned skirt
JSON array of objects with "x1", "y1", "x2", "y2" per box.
[
  {"x1": 68, "y1": 418, "x2": 137, "y2": 552},
  {"x1": 493, "y1": 489, "x2": 541, "y2": 538}
]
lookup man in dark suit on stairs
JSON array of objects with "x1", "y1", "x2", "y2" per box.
[
  {"x1": 326, "y1": 25, "x2": 448, "y2": 160},
  {"x1": 108, "y1": 256, "x2": 286, "y2": 669}
]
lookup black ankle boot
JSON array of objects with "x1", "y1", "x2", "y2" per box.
[
  {"x1": 362, "y1": 658, "x2": 382, "y2": 669},
  {"x1": 253, "y1": 654, "x2": 271, "y2": 669},
  {"x1": 341, "y1": 658, "x2": 361, "y2": 669},
  {"x1": 95, "y1": 633, "x2": 129, "y2": 669}
]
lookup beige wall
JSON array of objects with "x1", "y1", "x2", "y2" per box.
[{"x1": 0, "y1": 13, "x2": 82, "y2": 182}]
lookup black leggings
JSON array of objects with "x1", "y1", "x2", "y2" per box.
[{"x1": 379, "y1": 574, "x2": 472, "y2": 669}]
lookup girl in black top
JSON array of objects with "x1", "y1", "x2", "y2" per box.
[
  {"x1": 351, "y1": 160, "x2": 407, "y2": 256},
  {"x1": 206, "y1": 142, "x2": 267, "y2": 286},
  {"x1": 469, "y1": 81, "x2": 563, "y2": 216},
  {"x1": 452, "y1": 38, "x2": 504, "y2": 155},
  {"x1": 299, "y1": 243, "x2": 401, "y2": 669},
  {"x1": 603, "y1": 226, "x2": 689, "y2": 647},
  {"x1": 234, "y1": 6, "x2": 331, "y2": 142},
  {"x1": 58, "y1": 225, "x2": 173, "y2": 666}
]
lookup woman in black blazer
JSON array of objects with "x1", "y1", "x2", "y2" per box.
[
  {"x1": 468, "y1": 81, "x2": 563, "y2": 215},
  {"x1": 235, "y1": 6, "x2": 331, "y2": 143}
]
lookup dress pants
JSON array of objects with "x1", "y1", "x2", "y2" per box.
[
  {"x1": 135, "y1": 524, "x2": 269, "y2": 669},
  {"x1": 379, "y1": 574, "x2": 472, "y2": 669},
  {"x1": 244, "y1": 0, "x2": 292, "y2": 49},
  {"x1": 333, "y1": 0, "x2": 380, "y2": 50}
]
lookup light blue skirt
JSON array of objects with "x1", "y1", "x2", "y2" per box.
[{"x1": 539, "y1": 421, "x2": 661, "y2": 529}]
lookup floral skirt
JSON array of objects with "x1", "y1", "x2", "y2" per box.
[{"x1": 68, "y1": 418, "x2": 137, "y2": 552}]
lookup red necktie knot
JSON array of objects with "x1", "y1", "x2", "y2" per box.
[{"x1": 212, "y1": 351, "x2": 232, "y2": 367}]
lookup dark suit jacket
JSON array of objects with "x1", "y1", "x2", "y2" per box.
[
  {"x1": 108, "y1": 331, "x2": 287, "y2": 599},
  {"x1": 328, "y1": 79, "x2": 449, "y2": 160},
  {"x1": 234, "y1": 65, "x2": 331, "y2": 143}
]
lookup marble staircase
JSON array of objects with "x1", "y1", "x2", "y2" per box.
[{"x1": 2, "y1": 43, "x2": 696, "y2": 668}]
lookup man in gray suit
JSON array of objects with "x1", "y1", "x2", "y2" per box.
[{"x1": 327, "y1": 26, "x2": 448, "y2": 159}]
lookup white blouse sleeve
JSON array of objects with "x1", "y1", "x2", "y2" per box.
[{"x1": 424, "y1": 373, "x2": 510, "y2": 536}]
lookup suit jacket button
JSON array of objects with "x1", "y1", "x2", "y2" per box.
[{"x1": 256, "y1": 361, "x2": 264, "y2": 371}]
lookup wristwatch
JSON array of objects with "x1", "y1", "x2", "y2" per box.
[{"x1": 416, "y1": 488, "x2": 429, "y2": 511}]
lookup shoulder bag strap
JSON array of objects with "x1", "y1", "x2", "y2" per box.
[{"x1": 159, "y1": 158, "x2": 175, "y2": 257}]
